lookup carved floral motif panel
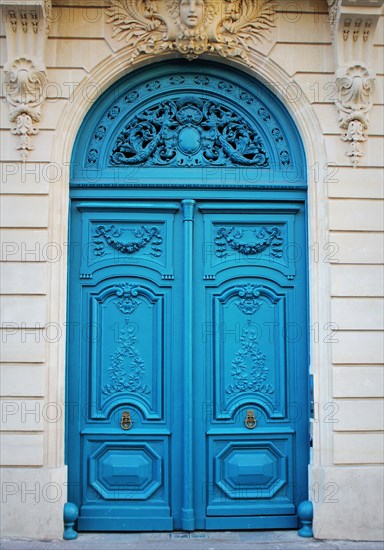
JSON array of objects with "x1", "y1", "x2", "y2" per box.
[
  {"x1": 211, "y1": 283, "x2": 287, "y2": 421},
  {"x1": 90, "y1": 283, "x2": 166, "y2": 421},
  {"x1": 110, "y1": 97, "x2": 269, "y2": 167}
]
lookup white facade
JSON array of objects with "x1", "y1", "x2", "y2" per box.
[{"x1": 0, "y1": 0, "x2": 383, "y2": 541}]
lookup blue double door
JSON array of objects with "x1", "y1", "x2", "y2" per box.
[{"x1": 67, "y1": 194, "x2": 309, "y2": 531}]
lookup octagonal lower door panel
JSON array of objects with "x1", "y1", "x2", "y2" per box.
[
  {"x1": 77, "y1": 437, "x2": 172, "y2": 530},
  {"x1": 207, "y1": 435, "x2": 295, "y2": 517}
]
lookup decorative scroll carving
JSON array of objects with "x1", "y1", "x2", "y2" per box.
[
  {"x1": 106, "y1": 0, "x2": 276, "y2": 64},
  {"x1": 83, "y1": 72, "x2": 294, "y2": 175},
  {"x1": 113, "y1": 282, "x2": 142, "y2": 314},
  {"x1": 110, "y1": 96, "x2": 268, "y2": 167},
  {"x1": 326, "y1": 0, "x2": 382, "y2": 165},
  {"x1": 4, "y1": 57, "x2": 47, "y2": 161},
  {"x1": 336, "y1": 64, "x2": 375, "y2": 166},
  {"x1": 215, "y1": 226, "x2": 283, "y2": 258},
  {"x1": 103, "y1": 283, "x2": 151, "y2": 395},
  {"x1": 94, "y1": 225, "x2": 163, "y2": 257},
  {"x1": 226, "y1": 284, "x2": 274, "y2": 396},
  {"x1": 2, "y1": 1, "x2": 51, "y2": 161},
  {"x1": 327, "y1": 0, "x2": 339, "y2": 34},
  {"x1": 236, "y1": 283, "x2": 262, "y2": 315}
]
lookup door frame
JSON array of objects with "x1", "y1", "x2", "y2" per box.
[{"x1": 49, "y1": 54, "x2": 331, "y2": 528}]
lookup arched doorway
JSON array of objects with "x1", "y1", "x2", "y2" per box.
[{"x1": 66, "y1": 60, "x2": 309, "y2": 531}]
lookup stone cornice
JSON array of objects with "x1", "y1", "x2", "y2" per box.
[
  {"x1": 2, "y1": 0, "x2": 51, "y2": 161},
  {"x1": 327, "y1": 0, "x2": 383, "y2": 165}
]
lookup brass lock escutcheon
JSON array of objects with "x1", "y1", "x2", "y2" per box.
[
  {"x1": 120, "y1": 411, "x2": 133, "y2": 431},
  {"x1": 244, "y1": 409, "x2": 257, "y2": 429}
]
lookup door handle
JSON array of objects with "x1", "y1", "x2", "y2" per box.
[
  {"x1": 244, "y1": 409, "x2": 257, "y2": 429},
  {"x1": 120, "y1": 411, "x2": 133, "y2": 430}
]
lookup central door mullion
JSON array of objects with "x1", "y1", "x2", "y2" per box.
[{"x1": 181, "y1": 199, "x2": 196, "y2": 531}]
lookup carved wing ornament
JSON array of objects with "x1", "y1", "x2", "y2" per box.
[
  {"x1": 219, "y1": 0, "x2": 276, "y2": 53},
  {"x1": 106, "y1": 0, "x2": 167, "y2": 48},
  {"x1": 106, "y1": 0, "x2": 276, "y2": 64}
]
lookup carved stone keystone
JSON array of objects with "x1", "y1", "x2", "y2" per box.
[{"x1": 106, "y1": 0, "x2": 276, "y2": 65}]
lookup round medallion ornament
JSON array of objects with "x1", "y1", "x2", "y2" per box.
[{"x1": 178, "y1": 126, "x2": 201, "y2": 155}]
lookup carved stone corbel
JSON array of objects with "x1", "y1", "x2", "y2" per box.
[
  {"x1": 327, "y1": 0, "x2": 383, "y2": 165},
  {"x1": 2, "y1": 0, "x2": 51, "y2": 161},
  {"x1": 335, "y1": 64, "x2": 375, "y2": 166}
]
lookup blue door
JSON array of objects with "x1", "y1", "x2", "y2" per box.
[{"x1": 67, "y1": 61, "x2": 309, "y2": 531}]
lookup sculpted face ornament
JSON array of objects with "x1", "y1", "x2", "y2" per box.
[
  {"x1": 179, "y1": 0, "x2": 204, "y2": 29},
  {"x1": 106, "y1": 0, "x2": 276, "y2": 64}
]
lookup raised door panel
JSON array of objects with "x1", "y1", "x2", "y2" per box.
[
  {"x1": 199, "y1": 204, "x2": 300, "y2": 280},
  {"x1": 210, "y1": 282, "x2": 288, "y2": 421},
  {"x1": 206, "y1": 435, "x2": 294, "y2": 516},
  {"x1": 87, "y1": 281, "x2": 167, "y2": 421},
  {"x1": 76, "y1": 202, "x2": 178, "y2": 280}
]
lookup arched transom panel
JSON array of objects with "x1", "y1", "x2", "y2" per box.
[{"x1": 71, "y1": 62, "x2": 306, "y2": 187}]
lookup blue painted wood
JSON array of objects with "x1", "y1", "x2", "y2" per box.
[
  {"x1": 63, "y1": 502, "x2": 79, "y2": 540},
  {"x1": 181, "y1": 200, "x2": 196, "y2": 531},
  {"x1": 66, "y1": 60, "x2": 309, "y2": 532},
  {"x1": 298, "y1": 500, "x2": 314, "y2": 537},
  {"x1": 71, "y1": 60, "x2": 306, "y2": 190}
]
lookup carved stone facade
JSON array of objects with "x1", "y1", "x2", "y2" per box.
[{"x1": 2, "y1": 0, "x2": 383, "y2": 165}]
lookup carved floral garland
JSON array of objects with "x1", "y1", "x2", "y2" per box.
[
  {"x1": 93, "y1": 225, "x2": 163, "y2": 257},
  {"x1": 226, "y1": 284, "x2": 274, "y2": 396},
  {"x1": 215, "y1": 226, "x2": 283, "y2": 258},
  {"x1": 103, "y1": 283, "x2": 151, "y2": 396}
]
